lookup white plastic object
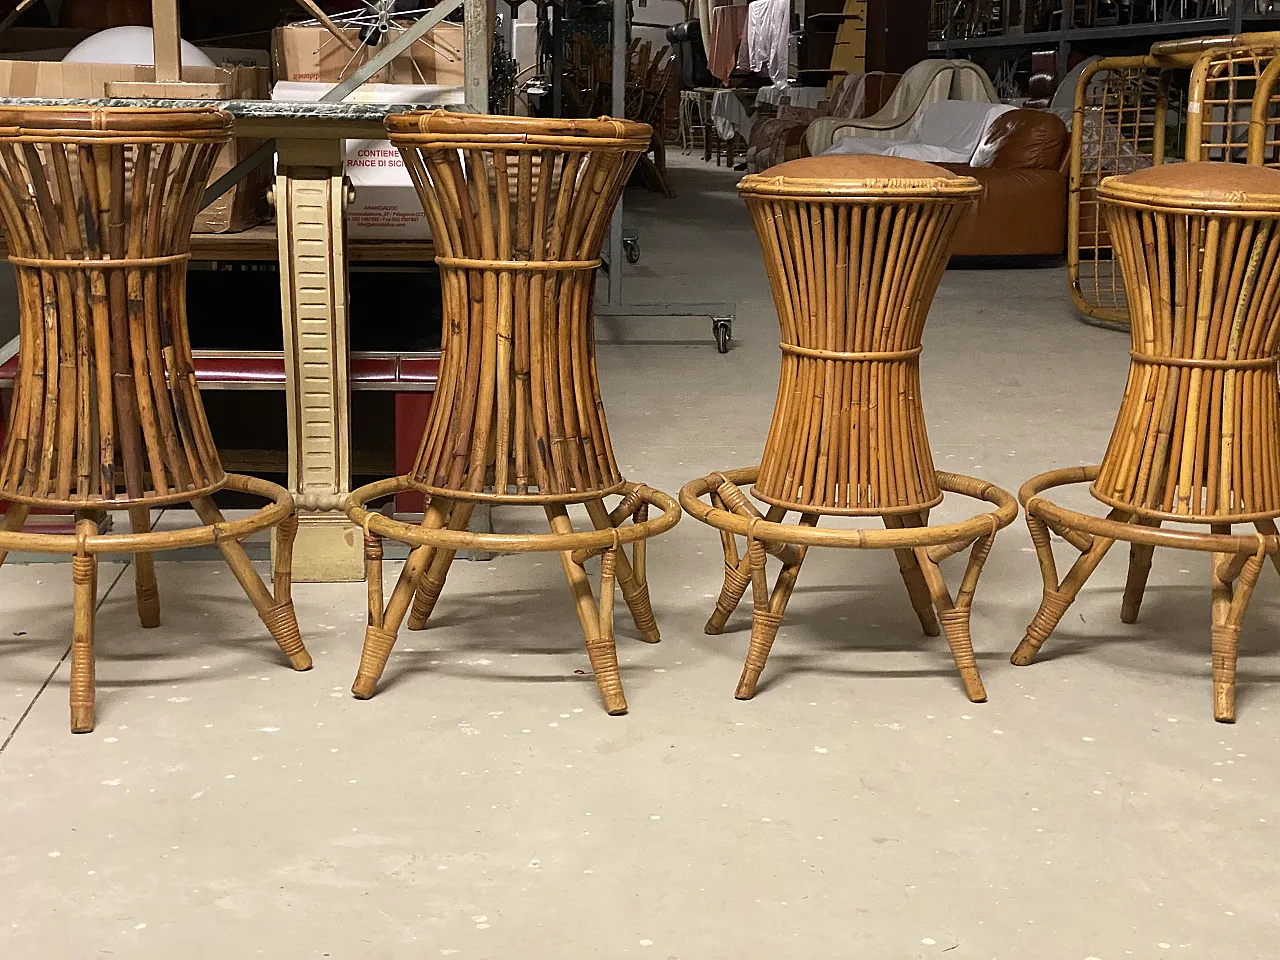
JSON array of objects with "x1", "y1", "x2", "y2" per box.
[{"x1": 62, "y1": 26, "x2": 214, "y2": 68}]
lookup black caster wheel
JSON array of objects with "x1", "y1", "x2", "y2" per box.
[
  {"x1": 623, "y1": 236, "x2": 640, "y2": 264},
  {"x1": 713, "y1": 317, "x2": 733, "y2": 353}
]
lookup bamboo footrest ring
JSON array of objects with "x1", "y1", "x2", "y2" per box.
[
  {"x1": 345, "y1": 477, "x2": 681, "y2": 714},
  {"x1": 0, "y1": 473, "x2": 308, "y2": 733},
  {"x1": 681, "y1": 466, "x2": 1017, "y2": 702},
  {"x1": 680, "y1": 468, "x2": 1018, "y2": 551},
  {"x1": 346, "y1": 478, "x2": 681, "y2": 555},
  {"x1": 0, "y1": 474, "x2": 294, "y2": 557}
]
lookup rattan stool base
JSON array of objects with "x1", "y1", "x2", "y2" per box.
[
  {"x1": 1015, "y1": 466, "x2": 1280, "y2": 723},
  {"x1": 681, "y1": 467, "x2": 1018, "y2": 702},
  {"x1": 0, "y1": 473, "x2": 311, "y2": 733},
  {"x1": 346, "y1": 478, "x2": 681, "y2": 715}
]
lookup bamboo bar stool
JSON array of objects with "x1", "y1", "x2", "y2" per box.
[
  {"x1": 0, "y1": 107, "x2": 310, "y2": 733},
  {"x1": 1016, "y1": 162, "x2": 1280, "y2": 723},
  {"x1": 345, "y1": 112, "x2": 680, "y2": 715},
  {"x1": 680, "y1": 156, "x2": 1018, "y2": 702}
]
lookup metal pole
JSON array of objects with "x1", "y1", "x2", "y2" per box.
[
  {"x1": 465, "y1": 0, "x2": 494, "y2": 112},
  {"x1": 551, "y1": 3, "x2": 564, "y2": 117},
  {"x1": 1058, "y1": 0, "x2": 1074, "y2": 80},
  {"x1": 607, "y1": 0, "x2": 625, "y2": 306}
]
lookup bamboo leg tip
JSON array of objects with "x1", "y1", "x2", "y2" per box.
[
  {"x1": 734, "y1": 671, "x2": 760, "y2": 700},
  {"x1": 638, "y1": 628, "x2": 662, "y2": 644},
  {"x1": 921, "y1": 621, "x2": 942, "y2": 638},
  {"x1": 1214, "y1": 684, "x2": 1236, "y2": 723},
  {"x1": 1010, "y1": 641, "x2": 1039, "y2": 667},
  {"x1": 1120, "y1": 605, "x2": 1141, "y2": 625},
  {"x1": 70, "y1": 709, "x2": 94, "y2": 734},
  {"x1": 963, "y1": 677, "x2": 988, "y2": 703},
  {"x1": 261, "y1": 603, "x2": 311, "y2": 669},
  {"x1": 352, "y1": 627, "x2": 396, "y2": 698},
  {"x1": 603, "y1": 694, "x2": 628, "y2": 716},
  {"x1": 703, "y1": 620, "x2": 724, "y2": 636},
  {"x1": 406, "y1": 598, "x2": 431, "y2": 631},
  {"x1": 135, "y1": 581, "x2": 161, "y2": 628}
]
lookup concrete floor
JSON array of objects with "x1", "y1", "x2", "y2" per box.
[{"x1": 2, "y1": 155, "x2": 1278, "y2": 958}]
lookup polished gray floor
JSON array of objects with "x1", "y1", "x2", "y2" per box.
[{"x1": 1, "y1": 154, "x2": 1276, "y2": 959}]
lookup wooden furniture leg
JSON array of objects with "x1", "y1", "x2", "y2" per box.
[
  {"x1": 191, "y1": 496, "x2": 311, "y2": 670},
  {"x1": 704, "y1": 478, "x2": 797, "y2": 635},
  {"x1": 69, "y1": 517, "x2": 98, "y2": 733},
  {"x1": 736, "y1": 516, "x2": 815, "y2": 700},
  {"x1": 1210, "y1": 548, "x2": 1264, "y2": 723},
  {"x1": 548, "y1": 504, "x2": 626, "y2": 715},
  {"x1": 886, "y1": 512, "x2": 941, "y2": 637},
  {"x1": 585, "y1": 497, "x2": 659, "y2": 642},
  {"x1": 1253, "y1": 518, "x2": 1280, "y2": 578},
  {"x1": 365, "y1": 531, "x2": 384, "y2": 628},
  {"x1": 129, "y1": 506, "x2": 160, "y2": 628},
  {"x1": 912, "y1": 531, "x2": 995, "y2": 703},
  {"x1": 0, "y1": 501, "x2": 31, "y2": 567},
  {"x1": 1120, "y1": 525, "x2": 1159, "y2": 624},
  {"x1": 705, "y1": 488, "x2": 747, "y2": 634},
  {"x1": 353, "y1": 499, "x2": 450, "y2": 697},
  {"x1": 1013, "y1": 508, "x2": 1126, "y2": 666},
  {"x1": 406, "y1": 500, "x2": 475, "y2": 630}
]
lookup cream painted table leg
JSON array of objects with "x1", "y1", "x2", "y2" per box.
[{"x1": 274, "y1": 137, "x2": 364, "y2": 582}]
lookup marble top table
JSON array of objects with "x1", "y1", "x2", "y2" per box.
[
  {"x1": 0, "y1": 96, "x2": 458, "y2": 581},
  {"x1": 0, "y1": 96, "x2": 447, "y2": 137}
]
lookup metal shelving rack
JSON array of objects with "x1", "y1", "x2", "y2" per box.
[
  {"x1": 591, "y1": 0, "x2": 737, "y2": 352},
  {"x1": 929, "y1": 1, "x2": 1280, "y2": 73}
]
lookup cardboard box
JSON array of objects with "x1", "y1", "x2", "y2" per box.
[
  {"x1": 0, "y1": 60, "x2": 271, "y2": 233},
  {"x1": 273, "y1": 22, "x2": 464, "y2": 85},
  {"x1": 273, "y1": 80, "x2": 464, "y2": 240}
]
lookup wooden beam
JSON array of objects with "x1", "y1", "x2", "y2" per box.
[{"x1": 152, "y1": 0, "x2": 182, "y2": 82}]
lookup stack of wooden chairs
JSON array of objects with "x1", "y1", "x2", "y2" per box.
[{"x1": 562, "y1": 36, "x2": 678, "y2": 197}]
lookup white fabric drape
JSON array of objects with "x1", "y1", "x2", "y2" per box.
[
  {"x1": 746, "y1": 0, "x2": 788, "y2": 82},
  {"x1": 825, "y1": 101, "x2": 1016, "y2": 166}
]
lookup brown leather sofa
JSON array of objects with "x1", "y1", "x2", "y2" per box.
[{"x1": 940, "y1": 108, "x2": 1069, "y2": 258}]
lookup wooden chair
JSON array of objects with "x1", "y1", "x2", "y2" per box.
[
  {"x1": 1016, "y1": 161, "x2": 1280, "y2": 723},
  {"x1": 680, "y1": 155, "x2": 1018, "y2": 702},
  {"x1": 0, "y1": 106, "x2": 310, "y2": 733},
  {"x1": 346, "y1": 113, "x2": 681, "y2": 715},
  {"x1": 636, "y1": 51, "x2": 678, "y2": 198},
  {"x1": 563, "y1": 33, "x2": 606, "y2": 118}
]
